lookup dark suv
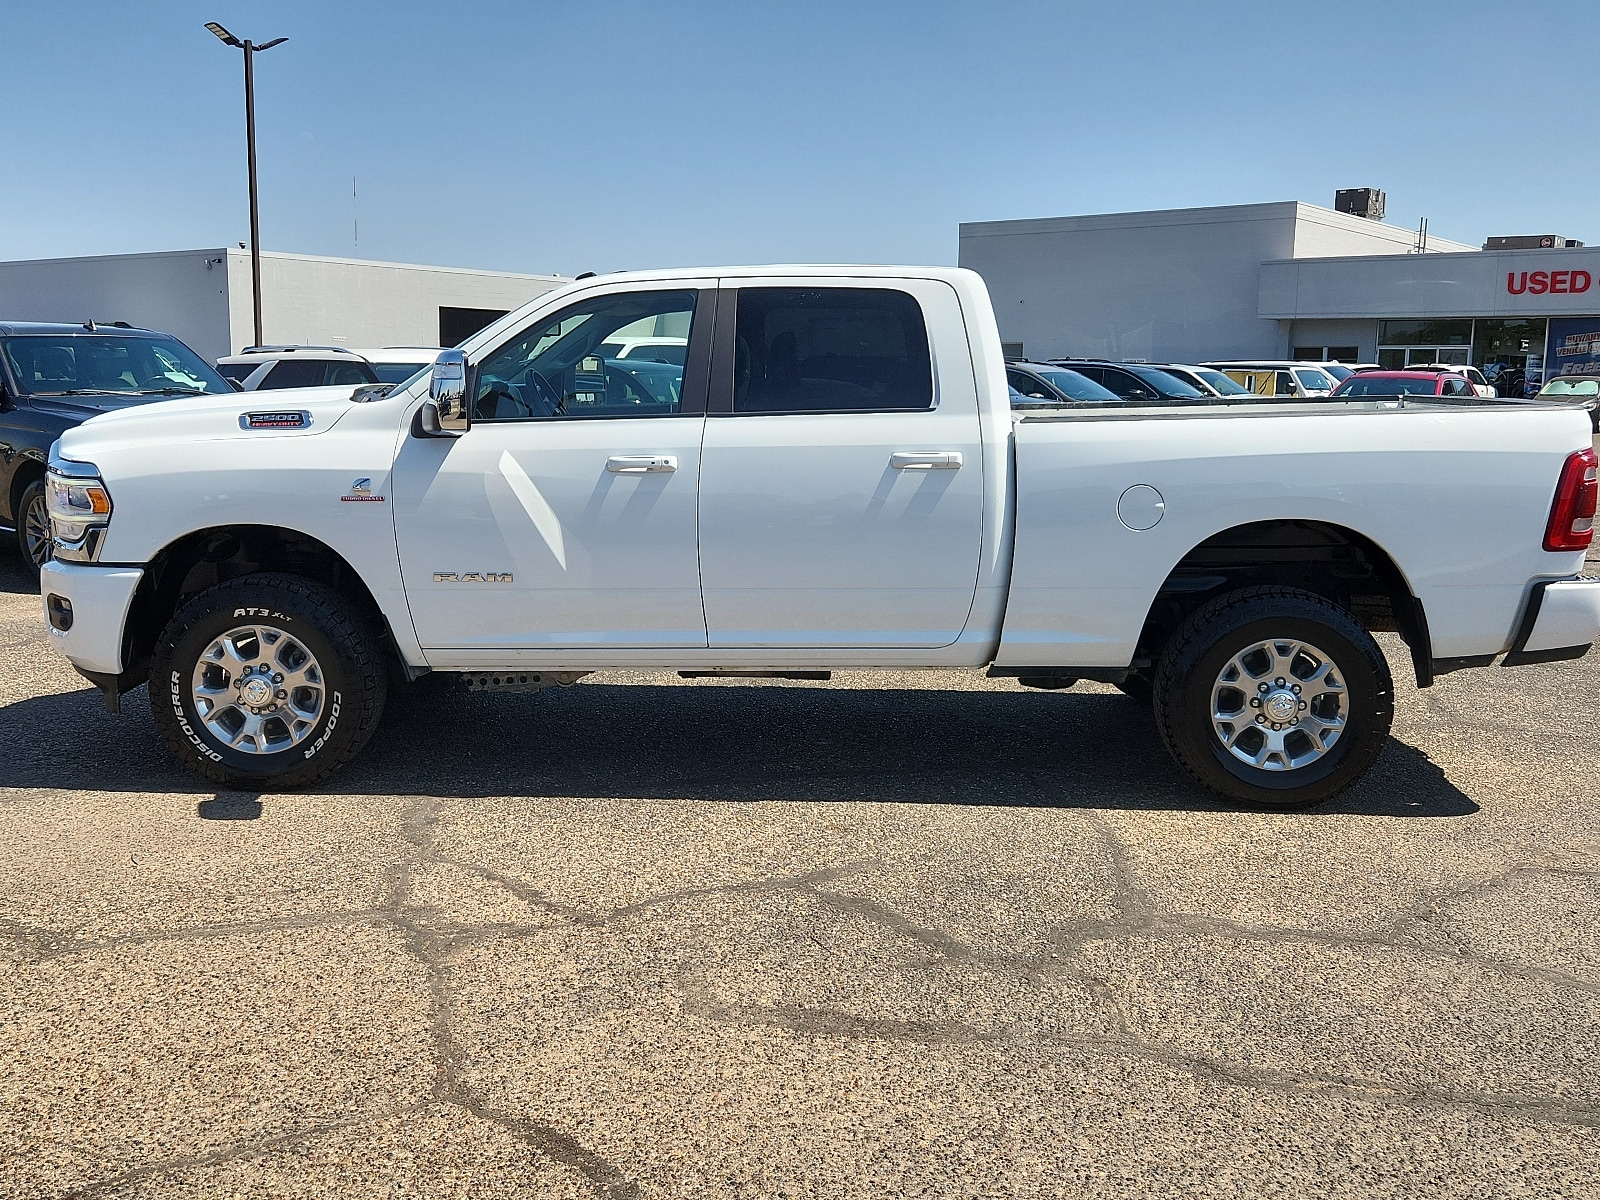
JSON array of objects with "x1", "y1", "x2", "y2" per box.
[
  {"x1": 0, "y1": 322, "x2": 237, "y2": 573},
  {"x1": 1046, "y1": 360, "x2": 1210, "y2": 404}
]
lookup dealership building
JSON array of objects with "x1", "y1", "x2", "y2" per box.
[
  {"x1": 0, "y1": 247, "x2": 565, "y2": 365},
  {"x1": 960, "y1": 199, "x2": 1600, "y2": 386}
]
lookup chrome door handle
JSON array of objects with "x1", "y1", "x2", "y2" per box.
[
  {"x1": 606, "y1": 455, "x2": 678, "y2": 474},
  {"x1": 890, "y1": 451, "x2": 963, "y2": 470}
]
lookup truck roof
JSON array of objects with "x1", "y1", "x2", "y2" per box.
[
  {"x1": 0, "y1": 321, "x2": 157, "y2": 336},
  {"x1": 549, "y1": 264, "x2": 980, "y2": 285}
]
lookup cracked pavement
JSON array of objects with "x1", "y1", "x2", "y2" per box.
[{"x1": 3, "y1": 549, "x2": 1600, "y2": 1198}]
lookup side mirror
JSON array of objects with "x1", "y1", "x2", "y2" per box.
[{"x1": 427, "y1": 349, "x2": 469, "y2": 435}]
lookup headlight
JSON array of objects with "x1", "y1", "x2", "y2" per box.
[{"x1": 45, "y1": 452, "x2": 113, "y2": 563}]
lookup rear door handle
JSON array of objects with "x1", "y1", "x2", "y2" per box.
[
  {"x1": 890, "y1": 451, "x2": 963, "y2": 470},
  {"x1": 606, "y1": 455, "x2": 678, "y2": 474}
]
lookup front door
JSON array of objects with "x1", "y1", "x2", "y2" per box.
[
  {"x1": 393, "y1": 285, "x2": 714, "y2": 655},
  {"x1": 696, "y1": 279, "x2": 984, "y2": 649}
]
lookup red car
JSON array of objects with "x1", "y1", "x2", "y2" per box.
[{"x1": 1330, "y1": 370, "x2": 1477, "y2": 398}]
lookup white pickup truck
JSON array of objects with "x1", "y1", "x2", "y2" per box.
[{"x1": 37, "y1": 266, "x2": 1600, "y2": 807}]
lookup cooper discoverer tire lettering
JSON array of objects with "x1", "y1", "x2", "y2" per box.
[
  {"x1": 149, "y1": 574, "x2": 387, "y2": 789},
  {"x1": 1152, "y1": 586, "x2": 1394, "y2": 808}
]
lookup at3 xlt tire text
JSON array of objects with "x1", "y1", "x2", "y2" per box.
[
  {"x1": 1152, "y1": 586, "x2": 1394, "y2": 808},
  {"x1": 149, "y1": 573, "x2": 388, "y2": 789}
]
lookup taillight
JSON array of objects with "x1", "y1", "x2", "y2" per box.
[{"x1": 1544, "y1": 446, "x2": 1598, "y2": 551}]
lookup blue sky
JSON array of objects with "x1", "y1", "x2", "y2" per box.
[{"x1": 4, "y1": 0, "x2": 1591, "y2": 275}]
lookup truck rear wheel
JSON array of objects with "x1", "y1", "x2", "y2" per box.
[
  {"x1": 149, "y1": 574, "x2": 388, "y2": 790},
  {"x1": 1151, "y1": 586, "x2": 1393, "y2": 808}
]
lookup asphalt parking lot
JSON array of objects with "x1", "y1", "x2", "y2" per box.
[{"x1": 3, "y1": 549, "x2": 1600, "y2": 1199}]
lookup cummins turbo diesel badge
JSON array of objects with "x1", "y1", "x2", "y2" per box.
[
  {"x1": 240, "y1": 410, "x2": 311, "y2": 429},
  {"x1": 341, "y1": 477, "x2": 385, "y2": 502}
]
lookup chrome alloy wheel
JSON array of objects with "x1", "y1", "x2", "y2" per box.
[
  {"x1": 1210, "y1": 637, "x2": 1347, "y2": 772},
  {"x1": 190, "y1": 624, "x2": 325, "y2": 754},
  {"x1": 23, "y1": 492, "x2": 52, "y2": 567}
]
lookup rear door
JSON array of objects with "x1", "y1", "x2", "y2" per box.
[{"x1": 696, "y1": 278, "x2": 984, "y2": 649}]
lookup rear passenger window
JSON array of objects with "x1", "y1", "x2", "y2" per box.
[
  {"x1": 327, "y1": 363, "x2": 372, "y2": 386},
  {"x1": 259, "y1": 360, "x2": 326, "y2": 390},
  {"x1": 733, "y1": 287, "x2": 932, "y2": 413}
]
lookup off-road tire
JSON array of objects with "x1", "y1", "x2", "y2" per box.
[
  {"x1": 149, "y1": 573, "x2": 388, "y2": 789},
  {"x1": 16, "y1": 479, "x2": 50, "y2": 575},
  {"x1": 1152, "y1": 586, "x2": 1393, "y2": 808}
]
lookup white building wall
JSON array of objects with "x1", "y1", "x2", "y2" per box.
[
  {"x1": 1261, "y1": 246, "x2": 1600, "y2": 320},
  {"x1": 0, "y1": 250, "x2": 235, "y2": 362},
  {"x1": 959, "y1": 202, "x2": 1303, "y2": 363},
  {"x1": 1288, "y1": 204, "x2": 1475, "y2": 258},
  {"x1": 1285, "y1": 319, "x2": 1380, "y2": 361},
  {"x1": 959, "y1": 201, "x2": 1479, "y2": 364},
  {"x1": 232, "y1": 250, "x2": 565, "y2": 355}
]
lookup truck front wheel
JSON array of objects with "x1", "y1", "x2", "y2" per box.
[
  {"x1": 149, "y1": 574, "x2": 388, "y2": 789},
  {"x1": 1152, "y1": 586, "x2": 1393, "y2": 808}
]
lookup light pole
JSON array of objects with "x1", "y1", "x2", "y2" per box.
[{"x1": 205, "y1": 22, "x2": 287, "y2": 348}]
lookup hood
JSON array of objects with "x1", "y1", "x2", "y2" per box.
[
  {"x1": 56, "y1": 384, "x2": 362, "y2": 466},
  {"x1": 28, "y1": 391, "x2": 193, "y2": 420}
]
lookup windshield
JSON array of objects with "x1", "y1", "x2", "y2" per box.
[
  {"x1": 1128, "y1": 366, "x2": 1206, "y2": 398},
  {"x1": 1032, "y1": 366, "x2": 1119, "y2": 401},
  {"x1": 1539, "y1": 378, "x2": 1600, "y2": 396},
  {"x1": 1318, "y1": 364, "x2": 1354, "y2": 383},
  {"x1": 1191, "y1": 367, "x2": 1251, "y2": 396},
  {"x1": 370, "y1": 362, "x2": 431, "y2": 384},
  {"x1": 1, "y1": 334, "x2": 233, "y2": 396},
  {"x1": 1333, "y1": 376, "x2": 1442, "y2": 397},
  {"x1": 1294, "y1": 367, "x2": 1335, "y2": 391}
]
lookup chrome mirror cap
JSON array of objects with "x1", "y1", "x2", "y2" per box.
[{"x1": 429, "y1": 349, "x2": 469, "y2": 432}]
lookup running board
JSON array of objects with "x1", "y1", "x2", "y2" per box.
[
  {"x1": 444, "y1": 670, "x2": 590, "y2": 694},
  {"x1": 678, "y1": 670, "x2": 832, "y2": 681}
]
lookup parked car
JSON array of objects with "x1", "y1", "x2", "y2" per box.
[
  {"x1": 217, "y1": 346, "x2": 442, "y2": 391},
  {"x1": 1202, "y1": 361, "x2": 1337, "y2": 398},
  {"x1": 1403, "y1": 364, "x2": 1496, "y2": 398},
  {"x1": 0, "y1": 321, "x2": 237, "y2": 573},
  {"x1": 1315, "y1": 363, "x2": 1356, "y2": 384},
  {"x1": 1330, "y1": 371, "x2": 1477, "y2": 399},
  {"x1": 40, "y1": 265, "x2": 1600, "y2": 810},
  {"x1": 1046, "y1": 360, "x2": 1211, "y2": 403},
  {"x1": 595, "y1": 335, "x2": 689, "y2": 366},
  {"x1": 1005, "y1": 361, "x2": 1122, "y2": 407},
  {"x1": 1531, "y1": 375, "x2": 1600, "y2": 430},
  {"x1": 1151, "y1": 364, "x2": 1255, "y2": 399}
]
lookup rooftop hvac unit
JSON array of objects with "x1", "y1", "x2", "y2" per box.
[
  {"x1": 1483, "y1": 235, "x2": 1585, "y2": 250},
  {"x1": 1334, "y1": 188, "x2": 1385, "y2": 221}
]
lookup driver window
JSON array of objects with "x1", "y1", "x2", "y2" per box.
[{"x1": 472, "y1": 289, "x2": 698, "y2": 421}]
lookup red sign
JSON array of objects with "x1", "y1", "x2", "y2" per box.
[{"x1": 1507, "y1": 269, "x2": 1593, "y2": 295}]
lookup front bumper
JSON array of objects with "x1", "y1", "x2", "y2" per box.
[
  {"x1": 1503, "y1": 576, "x2": 1600, "y2": 667},
  {"x1": 38, "y1": 559, "x2": 144, "y2": 676}
]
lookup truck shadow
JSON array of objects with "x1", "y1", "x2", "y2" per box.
[
  {"x1": 0, "y1": 680, "x2": 1477, "y2": 818},
  {"x1": 0, "y1": 552, "x2": 36, "y2": 596}
]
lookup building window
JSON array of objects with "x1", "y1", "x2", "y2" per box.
[
  {"x1": 1293, "y1": 345, "x2": 1360, "y2": 363},
  {"x1": 1377, "y1": 319, "x2": 1472, "y2": 347},
  {"x1": 440, "y1": 306, "x2": 509, "y2": 347}
]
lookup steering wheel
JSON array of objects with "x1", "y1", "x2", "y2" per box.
[
  {"x1": 521, "y1": 369, "x2": 563, "y2": 416},
  {"x1": 476, "y1": 375, "x2": 530, "y2": 419}
]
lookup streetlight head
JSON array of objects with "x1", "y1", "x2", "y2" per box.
[
  {"x1": 205, "y1": 21, "x2": 242, "y2": 47},
  {"x1": 257, "y1": 37, "x2": 289, "y2": 51}
]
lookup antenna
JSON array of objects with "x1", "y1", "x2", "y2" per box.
[
  {"x1": 353, "y1": 175, "x2": 358, "y2": 253},
  {"x1": 1414, "y1": 216, "x2": 1429, "y2": 254}
]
